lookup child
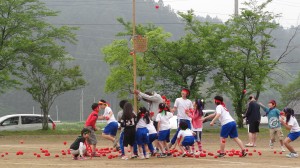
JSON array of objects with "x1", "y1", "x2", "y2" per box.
[
  {"x1": 259, "y1": 100, "x2": 285, "y2": 152},
  {"x1": 169, "y1": 89, "x2": 193, "y2": 149},
  {"x1": 204, "y1": 96, "x2": 247, "y2": 158},
  {"x1": 186, "y1": 99, "x2": 204, "y2": 153},
  {"x1": 156, "y1": 103, "x2": 173, "y2": 158},
  {"x1": 119, "y1": 102, "x2": 137, "y2": 160},
  {"x1": 136, "y1": 107, "x2": 151, "y2": 159},
  {"x1": 146, "y1": 116, "x2": 158, "y2": 156},
  {"x1": 98, "y1": 99, "x2": 119, "y2": 149},
  {"x1": 84, "y1": 103, "x2": 100, "y2": 156},
  {"x1": 280, "y1": 108, "x2": 300, "y2": 158},
  {"x1": 173, "y1": 122, "x2": 195, "y2": 156},
  {"x1": 117, "y1": 100, "x2": 128, "y2": 157},
  {"x1": 70, "y1": 128, "x2": 91, "y2": 160}
]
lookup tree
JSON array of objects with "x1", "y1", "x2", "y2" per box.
[
  {"x1": 103, "y1": 17, "x2": 214, "y2": 98},
  {"x1": 7, "y1": 0, "x2": 86, "y2": 130},
  {"x1": 280, "y1": 72, "x2": 300, "y2": 107},
  {"x1": 182, "y1": 0, "x2": 298, "y2": 127},
  {"x1": 102, "y1": 18, "x2": 171, "y2": 98},
  {"x1": 0, "y1": 0, "x2": 57, "y2": 93}
]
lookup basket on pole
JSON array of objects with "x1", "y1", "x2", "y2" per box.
[{"x1": 133, "y1": 35, "x2": 148, "y2": 52}]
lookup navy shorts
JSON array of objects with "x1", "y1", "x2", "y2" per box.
[
  {"x1": 220, "y1": 121, "x2": 238, "y2": 139},
  {"x1": 158, "y1": 129, "x2": 170, "y2": 142},
  {"x1": 288, "y1": 132, "x2": 300, "y2": 141},
  {"x1": 182, "y1": 136, "x2": 195, "y2": 146},
  {"x1": 135, "y1": 127, "x2": 149, "y2": 145},
  {"x1": 103, "y1": 122, "x2": 118, "y2": 136},
  {"x1": 149, "y1": 133, "x2": 158, "y2": 143}
]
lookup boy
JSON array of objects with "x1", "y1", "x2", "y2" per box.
[
  {"x1": 98, "y1": 99, "x2": 119, "y2": 149},
  {"x1": 204, "y1": 96, "x2": 247, "y2": 158},
  {"x1": 173, "y1": 122, "x2": 195, "y2": 157},
  {"x1": 70, "y1": 128, "x2": 91, "y2": 160},
  {"x1": 84, "y1": 103, "x2": 100, "y2": 156},
  {"x1": 169, "y1": 89, "x2": 193, "y2": 149},
  {"x1": 259, "y1": 100, "x2": 285, "y2": 152}
]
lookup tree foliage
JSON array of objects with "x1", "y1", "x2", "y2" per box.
[
  {"x1": 1, "y1": 0, "x2": 86, "y2": 129},
  {"x1": 280, "y1": 72, "x2": 300, "y2": 107}
]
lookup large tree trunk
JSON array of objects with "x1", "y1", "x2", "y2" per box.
[
  {"x1": 41, "y1": 104, "x2": 49, "y2": 130},
  {"x1": 234, "y1": 93, "x2": 246, "y2": 128}
]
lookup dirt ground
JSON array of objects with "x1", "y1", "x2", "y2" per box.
[{"x1": 0, "y1": 132, "x2": 299, "y2": 168}]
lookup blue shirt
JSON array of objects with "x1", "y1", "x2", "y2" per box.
[{"x1": 262, "y1": 107, "x2": 281, "y2": 129}]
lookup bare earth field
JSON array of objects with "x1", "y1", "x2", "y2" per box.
[{"x1": 0, "y1": 132, "x2": 299, "y2": 168}]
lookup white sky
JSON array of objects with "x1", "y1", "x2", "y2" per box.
[{"x1": 156, "y1": 0, "x2": 300, "y2": 28}]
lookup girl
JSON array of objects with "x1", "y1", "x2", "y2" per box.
[
  {"x1": 280, "y1": 108, "x2": 300, "y2": 158},
  {"x1": 173, "y1": 122, "x2": 195, "y2": 156},
  {"x1": 156, "y1": 103, "x2": 173, "y2": 158},
  {"x1": 70, "y1": 128, "x2": 91, "y2": 160},
  {"x1": 145, "y1": 110, "x2": 158, "y2": 156},
  {"x1": 186, "y1": 99, "x2": 204, "y2": 154},
  {"x1": 136, "y1": 107, "x2": 151, "y2": 159},
  {"x1": 120, "y1": 102, "x2": 137, "y2": 160}
]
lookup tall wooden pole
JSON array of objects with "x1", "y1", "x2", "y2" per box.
[
  {"x1": 234, "y1": 0, "x2": 238, "y2": 16},
  {"x1": 132, "y1": 0, "x2": 138, "y2": 113}
]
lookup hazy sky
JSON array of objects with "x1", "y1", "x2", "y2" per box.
[{"x1": 156, "y1": 0, "x2": 300, "y2": 27}]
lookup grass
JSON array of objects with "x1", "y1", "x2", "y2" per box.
[{"x1": 0, "y1": 122, "x2": 290, "y2": 137}]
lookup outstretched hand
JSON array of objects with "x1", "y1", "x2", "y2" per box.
[{"x1": 133, "y1": 90, "x2": 140, "y2": 94}]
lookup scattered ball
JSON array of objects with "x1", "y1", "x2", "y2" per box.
[
  {"x1": 63, "y1": 141, "x2": 67, "y2": 145},
  {"x1": 155, "y1": 5, "x2": 159, "y2": 9},
  {"x1": 55, "y1": 154, "x2": 59, "y2": 158}
]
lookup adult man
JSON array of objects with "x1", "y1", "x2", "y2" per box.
[
  {"x1": 244, "y1": 95, "x2": 261, "y2": 147},
  {"x1": 134, "y1": 90, "x2": 163, "y2": 129}
]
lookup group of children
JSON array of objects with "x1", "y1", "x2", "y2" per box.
[{"x1": 69, "y1": 91, "x2": 300, "y2": 160}]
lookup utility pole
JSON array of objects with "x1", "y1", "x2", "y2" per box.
[
  {"x1": 235, "y1": 0, "x2": 239, "y2": 16},
  {"x1": 132, "y1": 0, "x2": 138, "y2": 113}
]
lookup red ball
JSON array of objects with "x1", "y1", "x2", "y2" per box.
[
  {"x1": 173, "y1": 154, "x2": 177, "y2": 157},
  {"x1": 1, "y1": 154, "x2": 4, "y2": 157},
  {"x1": 274, "y1": 151, "x2": 277, "y2": 154},
  {"x1": 63, "y1": 141, "x2": 67, "y2": 145},
  {"x1": 37, "y1": 154, "x2": 41, "y2": 158},
  {"x1": 55, "y1": 154, "x2": 59, "y2": 158},
  {"x1": 243, "y1": 89, "x2": 247, "y2": 94},
  {"x1": 34, "y1": 153, "x2": 37, "y2": 156},
  {"x1": 214, "y1": 155, "x2": 218, "y2": 159},
  {"x1": 195, "y1": 155, "x2": 199, "y2": 158},
  {"x1": 155, "y1": 5, "x2": 159, "y2": 9},
  {"x1": 62, "y1": 152, "x2": 66, "y2": 155},
  {"x1": 248, "y1": 152, "x2": 253, "y2": 156},
  {"x1": 5, "y1": 152, "x2": 8, "y2": 155},
  {"x1": 20, "y1": 140, "x2": 24, "y2": 144},
  {"x1": 253, "y1": 149, "x2": 256, "y2": 152},
  {"x1": 279, "y1": 152, "x2": 282, "y2": 154}
]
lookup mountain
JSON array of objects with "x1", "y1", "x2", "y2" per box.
[{"x1": 0, "y1": 0, "x2": 299, "y2": 121}]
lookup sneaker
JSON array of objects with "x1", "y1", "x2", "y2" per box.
[
  {"x1": 217, "y1": 153, "x2": 226, "y2": 158},
  {"x1": 286, "y1": 153, "x2": 298, "y2": 158},
  {"x1": 145, "y1": 153, "x2": 150, "y2": 159},
  {"x1": 78, "y1": 157, "x2": 87, "y2": 160},
  {"x1": 72, "y1": 156, "x2": 78, "y2": 160},
  {"x1": 167, "y1": 153, "x2": 172, "y2": 156},
  {"x1": 281, "y1": 146, "x2": 286, "y2": 152},
  {"x1": 181, "y1": 153, "x2": 187, "y2": 157},
  {"x1": 121, "y1": 156, "x2": 129, "y2": 160},
  {"x1": 245, "y1": 143, "x2": 254, "y2": 147},
  {"x1": 269, "y1": 140, "x2": 274, "y2": 149},
  {"x1": 157, "y1": 153, "x2": 167, "y2": 158},
  {"x1": 241, "y1": 150, "x2": 247, "y2": 157},
  {"x1": 131, "y1": 155, "x2": 138, "y2": 159},
  {"x1": 138, "y1": 153, "x2": 145, "y2": 160}
]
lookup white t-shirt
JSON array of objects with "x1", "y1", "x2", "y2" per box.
[
  {"x1": 146, "y1": 120, "x2": 157, "y2": 134},
  {"x1": 192, "y1": 126, "x2": 203, "y2": 132},
  {"x1": 103, "y1": 106, "x2": 117, "y2": 124},
  {"x1": 136, "y1": 118, "x2": 147, "y2": 128},
  {"x1": 156, "y1": 112, "x2": 173, "y2": 131},
  {"x1": 216, "y1": 105, "x2": 234, "y2": 126},
  {"x1": 174, "y1": 98, "x2": 193, "y2": 120},
  {"x1": 288, "y1": 116, "x2": 300, "y2": 133},
  {"x1": 177, "y1": 129, "x2": 194, "y2": 138}
]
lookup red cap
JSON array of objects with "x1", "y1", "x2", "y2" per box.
[
  {"x1": 162, "y1": 95, "x2": 167, "y2": 100},
  {"x1": 269, "y1": 100, "x2": 276, "y2": 106}
]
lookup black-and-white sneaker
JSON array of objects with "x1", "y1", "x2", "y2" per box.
[
  {"x1": 157, "y1": 153, "x2": 167, "y2": 158},
  {"x1": 241, "y1": 150, "x2": 247, "y2": 157},
  {"x1": 217, "y1": 153, "x2": 226, "y2": 158}
]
